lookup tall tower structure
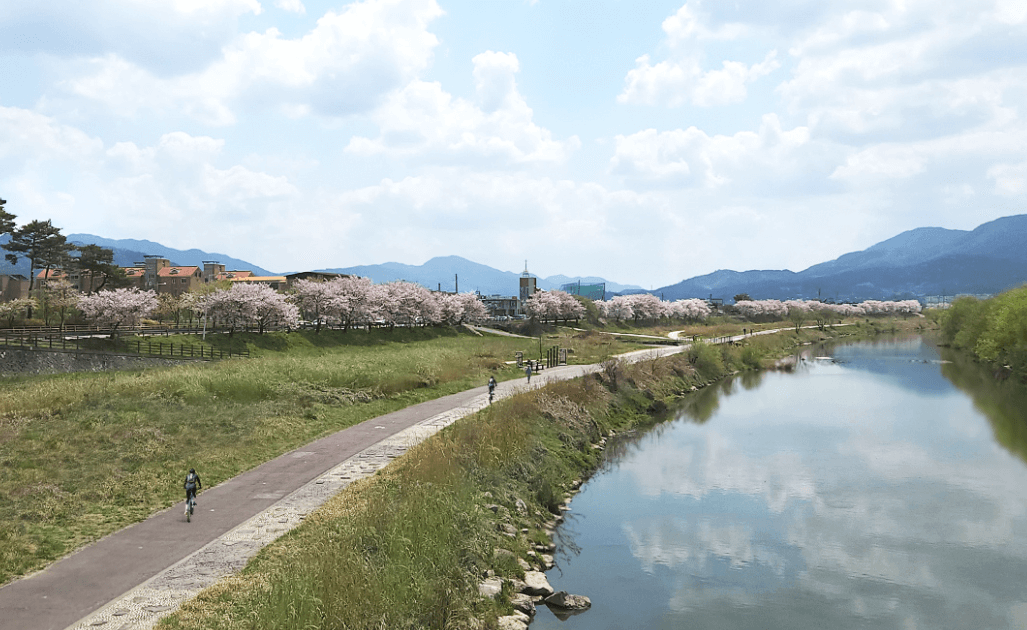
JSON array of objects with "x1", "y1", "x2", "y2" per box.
[{"x1": 519, "y1": 261, "x2": 537, "y2": 303}]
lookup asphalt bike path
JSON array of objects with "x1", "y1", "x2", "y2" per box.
[{"x1": 2, "y1": 331, "x2": 795, "y2": 630}]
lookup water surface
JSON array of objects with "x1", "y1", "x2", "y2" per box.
[{"x1": 534, "y1": 337, "x2": 1027, "y2": 629}]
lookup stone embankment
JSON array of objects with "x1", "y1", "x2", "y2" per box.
[
  {"x1": 477, "y1": 439, "x2": 611, "y2": 629},
  {"x1": 0, "y1": 346, "x2": 182, "y2": 377}
]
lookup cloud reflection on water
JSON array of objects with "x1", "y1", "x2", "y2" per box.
[{"x1": 582, "y1": 337, "x2": 1027, "y2": 629}]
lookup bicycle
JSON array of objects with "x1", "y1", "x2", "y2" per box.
[{"x1": 185, "y1": 494, "x2": 196, "y2": 522}]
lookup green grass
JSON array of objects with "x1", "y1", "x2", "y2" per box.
[
  {"x1": 0, "y1": 318, "x2": 923, "y2": 588},
  {"x1": 155, "y1": 323, "x2": 899, "y2": 630},
  {"x1": 0, "y1": 326, "x2": 649, "y2": 586}
]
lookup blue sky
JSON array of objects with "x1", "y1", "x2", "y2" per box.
[{"x1": 1, "y1": 0, "x2": 1025, "y2": 287}]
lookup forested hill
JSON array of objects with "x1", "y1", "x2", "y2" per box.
[{"x1": 655, "y1": 214, "x2": 1027, "y2": 301}]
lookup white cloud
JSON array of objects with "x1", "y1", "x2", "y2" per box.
[
  {"x1": 345, "y1": 51, "x2": 580, "y2": 164},
  {"x1": 987, "y1": 161, "x2": 1027, "y2": 195},
  {"x1": 610, "y1": 114, "x2": 832, "y2": 193},
  {"x1": 61, "y1": 0, "x2": 444, "y2": 124},
  {"x1": 0, "y1": 106, "x2": 104, "y2": 164},
  {"x1": 620, "y1": 52, "x2": 780, "y2": 107},
  {"x1": 618, "y1": 2, "x2": 779, "y2": 107},
  {"x1": 661, "y1": 3, "x2": 750, "y2": 44},
  {"x1": 274, "y1": 0, "x2": 306, "y2": 14},
  {"x1": 778, "y1": 1, "x2": 1027, "y2": 139},
  {"x1": 0, "y1": 110, "x2": 297, "y2": 255}
]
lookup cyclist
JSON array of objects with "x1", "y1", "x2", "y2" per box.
[
  {"x1": 488, "y1": 376, "x2": 497, "y2": 403},
  {"x1": 184, "y1": 468, "x2": 202, "y2": 510}
]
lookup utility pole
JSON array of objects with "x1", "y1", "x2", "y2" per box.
[{"x1": 455, "y1": 274, "x2": 458, "y2": 293}]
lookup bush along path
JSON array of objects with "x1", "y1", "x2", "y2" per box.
[{"x1": 3, "y1": 323, "x2": 882, "y2": 630}]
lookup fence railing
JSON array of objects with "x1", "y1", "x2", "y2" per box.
[
  {"x1": 0, "y1": 331, "x2": 247, "y2": 360},
  {"x1": 0, "y1": 324, "x2": 207, "y2": 337}
]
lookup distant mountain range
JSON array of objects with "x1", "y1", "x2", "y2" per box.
[
  {"x1": 66, "y1": 235, "x2": 277, "y2": 276},
  {"x1": 653, "y1": 214, "x2": 1027, "y2": 301},
  {"x1": 2, "y1": 214, "x2": 1025, "y2": 301},
  {"x1": 318, "y1": 255, "x2": 644, "y2": 296},
  {"x1": 0, "y1": 234, "x2": 275, "y2": 277}
]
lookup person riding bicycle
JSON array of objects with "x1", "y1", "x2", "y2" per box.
[
  {"x1": 488, "y1": 376, "x2": 497, "y2": 396},
  {"x1": 184, "y1": 468, "x2": 202, "y2": 507}
]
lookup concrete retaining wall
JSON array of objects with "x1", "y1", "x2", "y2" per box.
[{"x1": 0, "y1": 346, "x2": 187, "y2": 377}]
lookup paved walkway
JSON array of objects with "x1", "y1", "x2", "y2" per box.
[{"x1": 0, "y1": 346, "x2": 686, "y2": 630}]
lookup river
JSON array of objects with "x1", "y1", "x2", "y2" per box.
[{"x1": 533, "y1": 336, "x2": 1027, "y2": 630}]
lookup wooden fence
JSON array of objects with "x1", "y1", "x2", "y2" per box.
[{"x1": 0, "y1": 330, "x2": 247, "y2": 360}]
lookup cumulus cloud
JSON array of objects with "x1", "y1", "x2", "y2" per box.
[
  {"x1": 987, "y1": 161, "x2": 1027, "y2": 195},
  {"x1": 778, "y1": 1, "x2": 1027, "y2": 139},
  {"x1": 618, "y1": 2, "x2": 779, "y2": 107},
  {"x1": 0, "y1": 107, "x2": 297, "y2": 253},
  {"x1": 345, "y1": 51, "x2": 580, "y2": 164},
  {"x1": 60, "y1": 0, "x2": 443, "y2": 124},
  {"x1": 620, "y1": 51, "x2": 780, "y2": 107},
  {"x1": 0, "y1": 106, "x2": 104, "y2": 164},
  {"x1": 610, "y1": 114, "x2": 839, "y2": 194},
  {"x1": 274, "y1": 0, "x2": 306, "y2": 14}
]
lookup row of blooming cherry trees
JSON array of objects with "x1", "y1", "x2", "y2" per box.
[
  {"x1": 13, "y1": 278, "x2": 923, "y2": 335},
  {"x1": 733, "y1": 299, "x2": 922, "y2": 321},
  {"x1": 591, "y1": 294, "x2": 919, "y2": 326},
  {"x1": 523, "y1": 290, "x2": 586, "y2": 323},
  {"x1": 69, "y1": 278, "x2": 490, "y2": 334},
  {"x1": 594, "y1": 294, "x2": 713, "y2": 323}
]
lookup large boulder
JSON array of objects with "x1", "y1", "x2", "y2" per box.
[
  {"x1": 497, "y1": 612, "x2": 530, "y2": 630},
  {"x1": 478, "y1": 577, "x2": 503, "y2": 599},
  {"x1": 521, "y1": 571, "x2": 554, "y2": 597},
  {"x1": 510, "y1": 593, "x2": 536, "y2": 616},
  {"x1": 544, "y1": 591, "x2": 591, "y2": 610}
]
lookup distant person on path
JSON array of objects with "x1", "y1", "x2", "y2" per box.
[
  {"x1": 488, "y1": 376, "x2": 497, "y2": 401},
  {"x1": 525, "y1": 363, "x2": 532, "y2": 383},
  {"x1": 184, "y1": 468, "x2": 202, "y2": 506}
]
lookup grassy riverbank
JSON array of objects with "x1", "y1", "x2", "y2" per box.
[
  {"x1": 0, "y1": 327, "x2": 646, "y2": 586},
  {"x1": 157, "y1": 322, "x2": 910, "y2": 630}
]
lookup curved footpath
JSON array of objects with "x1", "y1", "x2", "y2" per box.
[{"x1": 0, "y1": 341, "x2": 697, "y2": 630}]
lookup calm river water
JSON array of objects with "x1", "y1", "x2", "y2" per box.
[{"x1": 533, "y1": 336, "x2": 1027, "y2": 630}]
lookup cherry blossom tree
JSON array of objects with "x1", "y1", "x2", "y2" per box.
[
  {"x1": 0, "y1": 297, "x2": 37, "y2": 327},
  {"x1": 380, "y1": 281, "x2": 440, "y2": 328},
  {"x1": 292, "y1": 279, "x2": 334, "y2": 332},
  {"x1": 41, "y1": 278, "x2": 80, "y2": 328},
  {"x1": 556, "y1": 291, "x2": 585, "y2": 322},
  {"x1": 598, "y1": 296, "x2": 635, "y2": 322},
  {"x1": 440, "y1": 292, "x2": 489, "y2": 325},
  {"x1": 78, "y1": 288, "x2": 158, "y2": 336},
  {"x1": 669, "y1": 298, "x2": 711, "y2": 321},
  {"x1": 206, "y1": 283, "x2": 299, "y2": 334},
  {"x1": 154, "y1": 292, "x2": 185, "y2": 326},
  {"x1": 526, "y1": 290, "x2": 586, "y2": 324}
]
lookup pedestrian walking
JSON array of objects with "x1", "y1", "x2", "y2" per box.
[{"x1": 525, "y1": 363, "x2": 532, "y2": 383}]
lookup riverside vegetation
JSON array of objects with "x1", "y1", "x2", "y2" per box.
[
  {"x1": 0, "y1": 326, "x2": 645, "y2": 586},
  {"x1": 149, "y1": 319, "x2": 925, "y2": 630},
  {"x1": 937, "y1": 284, "x2": 1027, "y2": 383}
]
